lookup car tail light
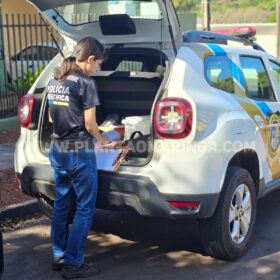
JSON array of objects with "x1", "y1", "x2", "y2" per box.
[
  {"x1": 18, "y1": 94, "x2": 34, "y2": 128},
  {"x1": 168, "y1": 201, "x2": 200, "y2": 211},
  {"x1": 154, "y1": 98, "x2": 192, "y2": 139}
]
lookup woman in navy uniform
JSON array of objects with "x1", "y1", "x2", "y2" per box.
[{"x1": 47, "y1": 37, "x2": 109, "y2": 279}]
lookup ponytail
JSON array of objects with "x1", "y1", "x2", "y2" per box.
[
  {"x1": 53, "y1": 37, "x2": 105, "y2": 81},
  {"x1": 54, "y1": 56, "x2": 81, "y2": 81}
]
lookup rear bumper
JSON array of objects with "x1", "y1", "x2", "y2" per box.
[{"x1": 19, "y1": 164, "x2": 220, "y2": 219}]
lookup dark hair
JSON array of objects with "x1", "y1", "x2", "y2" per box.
[{"x1": 54, "y1": 37, "x2": 105, "y2": 80}]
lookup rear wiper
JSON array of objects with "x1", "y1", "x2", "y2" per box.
[{"x1": 163, "y1": 0, "x2": 177, "y2": 56}]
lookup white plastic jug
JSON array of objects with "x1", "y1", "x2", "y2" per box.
[{"x1": 122, "y1": 115, "x2": 150, "y2": 140}]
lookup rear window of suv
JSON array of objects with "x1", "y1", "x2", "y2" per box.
[
  {"x1": 55, "y1": 0, "x2": 163, "y2": 25},
  {"x1": 204, "y1": 56, "x2": 235, "y2": 93}
]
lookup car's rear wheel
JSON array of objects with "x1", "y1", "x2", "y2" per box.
[
  {"x1": 199, "y1": 166, "x2": 257, "y2": 260},
  {"x1": 37, "y1": 195, "x2": 75, "y2": 224},
  {"x1": 37, "y1": 196, "x2": 53, "y2": 219}
]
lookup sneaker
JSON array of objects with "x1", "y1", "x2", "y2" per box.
[
  {"x1": 52, "y1": 256, "x2": 65, "y2": 271},
  {"x1": 61, "y1": 262, "x2": 101, "y2": 279}
]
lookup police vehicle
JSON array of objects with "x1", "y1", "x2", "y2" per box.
[{"x1": 14, "y1": 0, "x2": 280, "y2": 260}]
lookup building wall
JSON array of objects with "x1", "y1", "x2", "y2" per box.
[
  {"x1": 2, "y1": 0, "x2": 37, "y2": 15},
  {"x1": 2, "y1": 0, "x2": 43, "y2": 59},
  {"x1": 1, "y1": 1, "x2": 51, "y2": 57}
]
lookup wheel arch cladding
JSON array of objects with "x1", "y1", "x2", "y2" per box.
[{"x1": 228, "y1": 149, "x2": 260, "y2": 195}]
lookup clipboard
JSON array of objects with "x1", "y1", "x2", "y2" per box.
[{"x1": 95, "y1": 148, "x2": 128, "y2": 172}]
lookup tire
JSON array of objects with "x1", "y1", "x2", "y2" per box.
[
  {"x1": 37, "y1": 195, "x2": 75, "y2": 224},
  {"x1": 199, "y1": 166, "x2": 257, "y2": 260},
  {"x1": 37, "y1": 196, "x2": 54, "y2": 219}
]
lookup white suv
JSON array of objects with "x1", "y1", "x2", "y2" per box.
[{"x1": 15, "y1": 0, "x2": 280, "y2": 261}]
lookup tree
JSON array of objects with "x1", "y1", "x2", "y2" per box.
[{"x1": 173, "y1": 0, "x2": 198, "y2": 12}]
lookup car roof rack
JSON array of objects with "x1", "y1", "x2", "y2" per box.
[{"x1": 183, "y1": 30, "x2": 266, "y2": 52}]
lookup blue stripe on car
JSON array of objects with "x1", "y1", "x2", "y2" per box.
[
  {"x1": 207, "y1": 44, "x2": 227, "y2": 56},
  {"x1": 254, "y1": 101, "x2": 273, "y2": 116}
]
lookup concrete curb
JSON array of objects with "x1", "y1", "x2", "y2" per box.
[{"x1": 0, "y1": 199, "x2": 41, "y2": 221}]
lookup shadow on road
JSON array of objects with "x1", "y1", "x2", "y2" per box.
[
  {"x1": 2, "y1": 190, "x2": 280, "y2": 280},
  {"x1": 92, "y1": 189, "x2": 280, "y2": 261},
  {"x1": 93, "y1": 208, "x2": 204, "y2": 255}
]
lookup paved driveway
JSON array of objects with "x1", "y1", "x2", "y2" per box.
[
  {"x1": 2, "y1": 190, "x2": 280, "y2": 280},
  {"x1": 0, "y1": 145, "x2": 14, "y2": 170}
]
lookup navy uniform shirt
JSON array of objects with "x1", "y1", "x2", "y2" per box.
[{"x1": 47, "y1": 71, "x2": 100, "y2": 141}]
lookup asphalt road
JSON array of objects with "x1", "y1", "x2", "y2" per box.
[
  {"x1": 0, "y1": 145, "x2": 14, "y2": 170},
  {"x1": 2, "y1": 190, "x2": 280, "y2": 280}
]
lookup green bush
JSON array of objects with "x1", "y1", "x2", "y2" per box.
[
  {"x1": 6, "y1": 64, "x2": 45, "y2": 95},
  {"x1": 174, "y1": 0, "x2": 277, "y2": 23}
]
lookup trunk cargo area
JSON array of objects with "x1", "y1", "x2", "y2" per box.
[{"x1": 39, "y1": 48, "x2": 168, "y2": 164}]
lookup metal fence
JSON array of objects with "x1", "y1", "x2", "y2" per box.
[{"x1": 0, "y1": 14, "x2": 64, "y2": 119}]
